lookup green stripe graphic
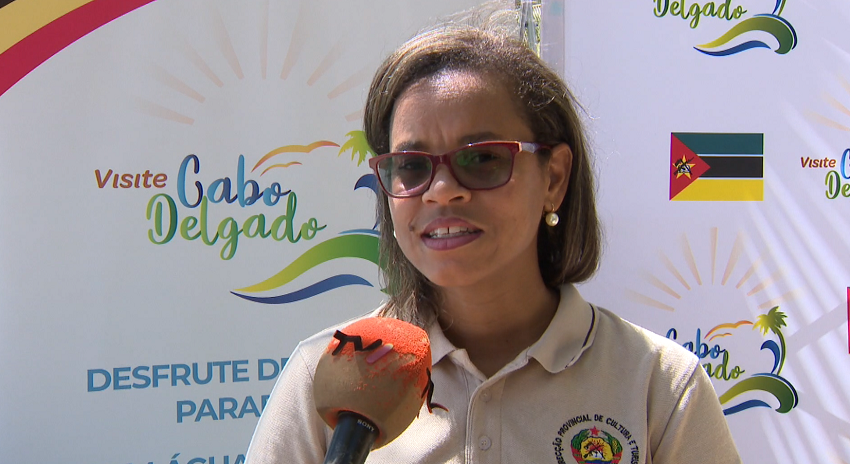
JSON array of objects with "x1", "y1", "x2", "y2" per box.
[
  {"x1": 235, "y1": 234, "x2": 380, "y2": 293},
  {"x1": 674, "y1": 133, "x2": 763, "y2": 155}
]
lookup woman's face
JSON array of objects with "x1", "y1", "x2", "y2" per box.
[{"x1": 387, "y1": 70, "x2": 570, "y2": 291}]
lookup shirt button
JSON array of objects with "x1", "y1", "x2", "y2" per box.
[
  {"x1": 478, "y1": 436, "x2": 492, "y2": 451},
  {"x1": 481, "y1": 390, "x2": 492, "y2": 402}
]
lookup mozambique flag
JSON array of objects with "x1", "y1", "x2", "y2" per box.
[
  {"x1": 669, "y1": 132, "x2": 764, "y2": 201},
  {"x1": 0, "y1": 0, "x2": 155, "y2": 98}
]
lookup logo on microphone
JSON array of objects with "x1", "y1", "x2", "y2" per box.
[{"x1": 328, "y1": 327, "x2": 447, "y2": 413}]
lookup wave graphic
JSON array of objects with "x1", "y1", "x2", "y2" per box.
[
  {"x1": 695, "y1": 14, "x2": 797, "y2": 56},
  {"x1": 231, "y1": 233, "x2": 380, "y2": 304},
  {"x1": 719, "y1": 373, "x2": 799, "y2": 415},
  {"x1": 761, "y1": 339, "x2": 782, "y2": 374},
  {"x1": 232, "y1": 274, "x2": 373, "y2": 304},
  {"x1": 355, "y1": 173, "x2": 379, "y2": 230},
  {"x1": 722, "y1": 399, "x2": 772, "y2": 415}
]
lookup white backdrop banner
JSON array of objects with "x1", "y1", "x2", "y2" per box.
[
  {"x1": 4, "y1": 0, "x2": 847, "y2": 463},
  {"x1": 0, "y1": 1, "x2": 480, "y2": 463},
  {"x1": 565, "y1": 0, "x2": 850, "y2": 463}
]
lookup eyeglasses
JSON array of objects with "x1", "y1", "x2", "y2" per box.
[{"x1": 368, "y1": 141, "x2": 549, "y2": 198}]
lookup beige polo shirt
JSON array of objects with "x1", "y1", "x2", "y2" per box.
[{"x1": 245, "y1": 284, "x2": 742, "y2": 463}]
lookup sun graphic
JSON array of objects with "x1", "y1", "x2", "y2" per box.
[
  {"x1": 807, "y1": 74, "x2": 850, "y2": 133},
  {"x1": 129, "y1": 0, "x2": 374, "y2": 177},
  {"x1": 625, "y1": 227, "x2": 799, "y2": 316}
]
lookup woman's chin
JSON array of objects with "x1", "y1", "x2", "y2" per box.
[{"x1": 417, "y1": 265, "x2": 494, "y2": 291}]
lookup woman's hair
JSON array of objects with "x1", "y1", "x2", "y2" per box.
[{"x1": 364, "y1": 16, "x2": 601, "y2": 327}]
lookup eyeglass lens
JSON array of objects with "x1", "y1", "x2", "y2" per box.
[{"x1": 376, "y1": 143, "x2": 517, "y2": 197}]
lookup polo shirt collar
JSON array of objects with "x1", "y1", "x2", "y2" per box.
[
  {"x1": 424, "y1": 284, "x2": 597, "y2": 372},
  {"x1": 427, "y1": 316, "x2": 457, "y2": 367},
  {"x1": 527, "y1": 284, "x2": 597, "y2": 373}
]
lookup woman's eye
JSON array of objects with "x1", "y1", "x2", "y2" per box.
[
  {"x1": 397, "y1": 158, "x2": 429, "y2": 171},
  {"x1": 456, "y1": 150, "x2": 498, "y2": 166}
]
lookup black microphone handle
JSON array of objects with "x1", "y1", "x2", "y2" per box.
[{"x1": 322, "y1": 411, "x2": 380, "y2": 464}]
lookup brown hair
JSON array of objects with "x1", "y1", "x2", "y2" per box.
[{"x1": 364, "y1": 23, "x2": 601, "y2": 326}]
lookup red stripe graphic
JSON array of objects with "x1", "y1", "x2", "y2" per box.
[
  {"x1": 0, "y1": 0, "x2": 156, "y2": 97},
  {"x1": 669, "y1": 133, "x2": 710, "y2": 200}
]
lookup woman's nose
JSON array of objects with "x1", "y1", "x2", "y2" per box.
[{"x1": 421, "y1": 164, "x2": 472, "y2": 204}]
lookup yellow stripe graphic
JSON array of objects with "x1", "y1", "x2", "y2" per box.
[
  {"x1": 0, "y1": 0, "x2": 96, "y2": 55},
  {"x1": 672, "y1": 179, "x2": 763, "y2": 201}
]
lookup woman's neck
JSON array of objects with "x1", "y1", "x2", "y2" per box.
[{"x1": 436, "y1": 277, "x2": 559, "y2": 378}]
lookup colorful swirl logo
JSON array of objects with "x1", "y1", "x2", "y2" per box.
[
  {"x1": 695, "y1": 1, "x2": 797, "y2": 56},
  {"x1": 232, "y1": 131, "x2": 383, "y2": 304},
  {"x1": 667, "y1": 308, "x2": 799, "y2": 416},
  {"x1": 715, "y1": 307, "x2": 799, "y2": 415}
]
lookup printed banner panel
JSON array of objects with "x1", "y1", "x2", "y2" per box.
[
  {"x1": 564, "y1": 0, "x2": 850, "y2": 463},
  {"x1": 0, "y1": 1, "x2": 481, "y2": 463}
]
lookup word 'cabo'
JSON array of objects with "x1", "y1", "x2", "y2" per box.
[{"x1": 147, "y1": 154, "x2": 325, "y2": 259}]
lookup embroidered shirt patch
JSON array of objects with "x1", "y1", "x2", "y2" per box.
[{"x1": 552, "y1": 414, "x2": 640, "y2": 464}]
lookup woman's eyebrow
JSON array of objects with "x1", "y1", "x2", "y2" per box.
[
  {"x1": 392, "y1": 132, "x2": 503, "y2": 153},
  {"x1": 392, "y1": 140, "x2": 426, "y2": 152},
  {"x1": 458, "y1": 132, "x2": 501, "y2": 145}
]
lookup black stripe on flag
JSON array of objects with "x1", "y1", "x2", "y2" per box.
[{"x1": 700, "y1": 156, "x2": 763, "y2": 178}]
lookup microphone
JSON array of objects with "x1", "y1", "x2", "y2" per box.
[{"x1": 313, "y1": 317, "x2": 444, "y2": 464}]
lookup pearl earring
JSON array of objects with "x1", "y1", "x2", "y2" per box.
[{"x1": 545, "y1": 203, "x2": 559, "y2": 227}]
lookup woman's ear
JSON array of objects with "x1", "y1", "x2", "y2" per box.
[{"x1": 546, "y1": 143, "x2": 572, "y2": 208}]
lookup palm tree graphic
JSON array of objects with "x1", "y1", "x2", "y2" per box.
[
  {"x1": 716, "y1": 306, "x2": 798, "y2": 415},
  {"x1": 338, "y1": 130, "x2": 375, "y2": 166},
  {"x1": 753, "y1": 306, "x2": 788, "y2": 375}
]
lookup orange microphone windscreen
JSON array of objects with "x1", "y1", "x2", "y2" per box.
[{"x1": 313, "y1": 317, "x2": 435, "y2": 449}]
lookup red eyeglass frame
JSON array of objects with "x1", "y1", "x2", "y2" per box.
[{"x1": 367, "y1": 140, "x2": 549, "y2": 198}]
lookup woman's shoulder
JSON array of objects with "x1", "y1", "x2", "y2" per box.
[{"x1": 591, "y1": 305, "x2": 701, "y2": 376}]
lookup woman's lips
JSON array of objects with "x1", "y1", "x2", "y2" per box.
[
  {"x1": 421, "y1": 231, "x2": 482, "y2": 250},
  {"x1": 420, "y1": 222, "x2": 482, "y2": 250}
]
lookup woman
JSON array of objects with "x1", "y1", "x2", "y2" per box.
[{"x1": 245, "y1": 19, "x2": 742, "y2": 464}]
